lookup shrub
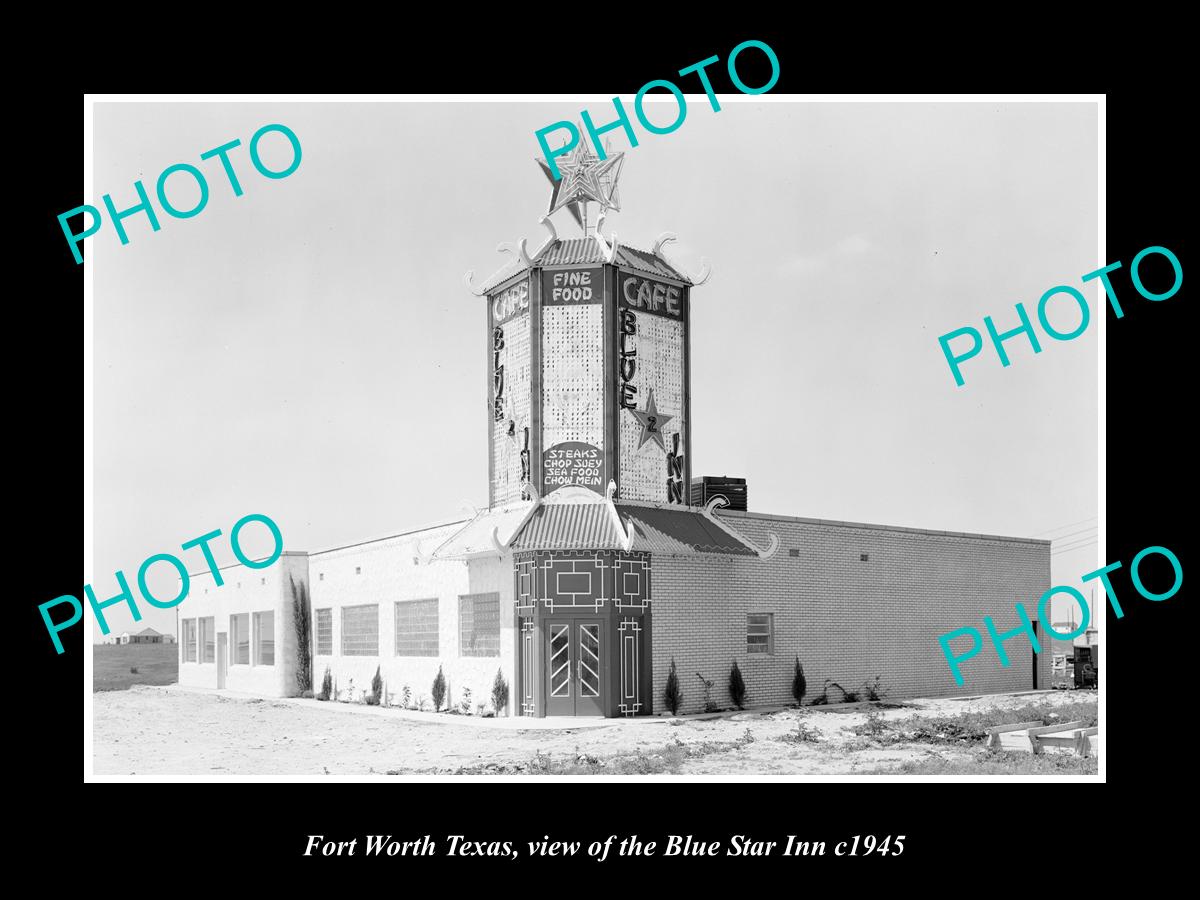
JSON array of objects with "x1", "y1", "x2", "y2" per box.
[
  {"x1": 432, "y1": 666, "x2": 447, "y2": 711},
  {"x1": 779, "y1": 717, "x2": 820, "y2": 744},
  {"x1": 664, "y1": 658, "x2": 683, "y2": 715},
  {"x1": 129, "y1": 667, "x2": 139, "y2": 675},
  {"x1": 862, "y1": 675, "x2": 886, "y2": 702},
  {"x1": 300, "y1": 689, "x2": 314, "y2": 699},
  {"x1": 791, "y1": 657, "x2": 807, "y2": 706},
  {"x1": 318, "y1": 666, "x2": 332, "y2": 701},
  {"x1": 696, "y1": 672, "x2": 718, "y2": 713},
  {"x1": 729, "y1": 661, "x2": 746, "y2": 709},
  {"x1": 491, "y1": 668, "x2": 509, "y2": 716},
  {"x1": 402, "y1": 684, "x2": 412, "y2": 709},
  {"x1": 461, "y1": 686, "x2": 473, "y2": 715},
  {"x1": 290, "y1": 575, "x2": 312, "y2": 693},
  {"x1": 796, "y1": 719, "x2": 820, "y2": 742},
  {"x1": 367, "y1": 666, "x2": 383, "y2": 706},
  {"x1": 853, "y1": 711, "x2": 888, "y2": 738},
  {"x1": 811, "y1": 678, "x2": 838, "y2": 705}
]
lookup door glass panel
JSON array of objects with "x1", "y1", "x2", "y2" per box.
[
  {"x1": 623, "y1": 634, "x2": 636, "y2": 699},
  {"x1": 579, "y1": 624, "x2": 600, "y2": 698},
  {"x1": 550, "y1": 625, "x2": 571, "y2": 697}
]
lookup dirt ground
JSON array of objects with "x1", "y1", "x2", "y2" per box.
[{"x1": 93, "y1": 686, "x2": 1096, "y2": 777}]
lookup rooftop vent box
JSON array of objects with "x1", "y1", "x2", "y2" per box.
[{"x1": 689, "y1": 476, "x2": 748, "y2": 512}]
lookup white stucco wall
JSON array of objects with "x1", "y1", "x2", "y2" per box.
[
  {"x1": 309, "y1": 523, "x2": 517, "y2": 714},
  {"x1": 177, "y1": 552, "x2": 308, "y2": 697}
]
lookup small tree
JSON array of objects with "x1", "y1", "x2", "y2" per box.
[
  {"x1": 290, "y1": 575, "x2": 313, "y2": 693},
  {"x1": 491, "y1": 668, "x2": 509, "y2": 716},
  {"x1": 729, "y1": 660, "x2": 746, "y2": 710},
  {"x1": 367, "y1": 666, "x2": 383, "y2": 706},
  {"x1": 696, "y1": 672, "x2": 717, "y2": 713},
  {"x1": 432, "y1": 666, "x2": 447, "y2": 711},
  {"x1": 862, "y1": 674, "x2": 885, "y2": 702},
  {"x1": 318, "y1": 666, "x2": 332, "y2": 701},
  {"x1": 792, "y1": 657, "x2": 807, "y2": 706},
  {"x1": 664, "y1": 658, "x2": 683, "y2": 715}
]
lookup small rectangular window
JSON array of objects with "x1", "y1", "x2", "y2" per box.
[
  {"x1": 395, "y1": 599, "x2": 439, "y2": 657},
  {"x1": 747, "y1": 613, "x2": 774, "y2": 654},
  {"x1": 254, "y1": 611, "x2": 274, "y2": 666},
  {"x1": 315, "y1": 608, "x2": 332, "y2": 656},
  {"x1": 342, "y1": 605, "x2": 379, "y2": 656},
  {"x1": 182, "y1": 619, "x2": 197, "y2": 663},
  {"x1": 860, "y1": 553, "x2": 870, "y2": 562},
  {"x1": 459, "y1": 593, "x2": 500, "y2": 658},
  {"x1": 200, "y1": 617, "x2": 215, "y2": 663},
  {"x1": 788, "y1": 548, "x2": 800, "y2": 558},
  {"x1": 231, "y1": 613, "x2": 250, "y2": 665}
]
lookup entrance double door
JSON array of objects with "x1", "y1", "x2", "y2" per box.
[{"x1": 545, "y1": 619, "x2": 604, "y2": 716}]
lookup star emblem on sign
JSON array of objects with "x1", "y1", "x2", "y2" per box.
[
  {"x1": 629, "y1": 389, "x2": 674, "y2": 451},
  {"x1": 536, "y1": 134, "x2": 625, "y2": 228}
]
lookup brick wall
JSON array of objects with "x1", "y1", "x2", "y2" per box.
[{"x1": 651, "y1": 513, "x2": 1052, "y2": 715}]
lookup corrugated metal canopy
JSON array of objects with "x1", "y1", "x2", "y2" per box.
[
  {"x1": 507, "y1": 500, "x2": 758, "y2": 555},
  {"x1": 433, "y1": 503, "x2": 535, "y2": 558},
  {"x1": 619, "y1": 505, "x2": 758, "y2": 556},
  {"x1": 476, "y1": 238, "x2": 689, "y2": 294},
  {"x1": 510, "y1": 502, "x2": 626, "y2": 551}
]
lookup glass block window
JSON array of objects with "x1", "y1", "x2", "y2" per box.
[
  {"x1": 459, "y1": 593, "x2": 500, "y2": 658},
  {"x1": 231, "y1": 613, "x2": 250, "y2": 665},
  {"x1": 182, "y1": 619, "x2": 197, "y2": 663},
  {"x1": 395, "y1": 599, "x2": 439, "y2": 657},
  {"x1": 747, "y1": 613, "x2": 774, "y2": 654},
  {"x1": 199, "y1": 616, "x2": 215, "y2": 664},
  {"x1": 342, "y1": 605, "x2": 379, "y2": 657},
  {"x1": 254, "y1": 611, "x2": 274, "y2": 666},
  {"x1": 315, "y1": 608, "x2": 332, "y2": 656}
]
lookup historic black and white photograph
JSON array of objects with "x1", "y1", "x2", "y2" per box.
[{"x1": 85, "y1": 96, "x2": 1101, "y2": 778}]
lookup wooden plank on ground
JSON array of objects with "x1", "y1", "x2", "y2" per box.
[
  {"x1": 1076, "y1": 728, "x2": 1100, "y2": 757},
  {"x1": 1027, "y1": 720, "x2": 1087, "y2": 754},
  {"x1": 986, "y1": 721, "x2": 1042, "y2": 751},
  {"x1": 1037, "y1": 734, "x2": 1079, "y2": 750}
]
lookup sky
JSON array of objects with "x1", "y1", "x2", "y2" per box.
[{"x1": 90, "y1": 99, "x2": 1099, "y2": 640}]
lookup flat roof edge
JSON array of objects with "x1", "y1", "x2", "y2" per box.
[
  {"x1": 714, "y1": 508, "x2": 1052, "y2": 546},
  {"x1": 309, "y1": 516, "x2": 471, "y2": 558}
]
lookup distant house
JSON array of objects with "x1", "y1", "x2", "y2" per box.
[{"x1": 119, "y1": 627, "x2": 168, "y2": 645}]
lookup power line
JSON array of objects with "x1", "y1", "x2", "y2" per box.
[
  {"x1": 1053, "y1": 537, "x2": 1098, "y2": 552},
  {"x1": 1050, "y1": 526, "x2": 1099, "y2": 543},
  {"x1": 1051, "y1": 539, "x2": 1098, "y2": 556},
  {"x1": 1033, "y1": 515, "x2": 1098, "y2": 537}
]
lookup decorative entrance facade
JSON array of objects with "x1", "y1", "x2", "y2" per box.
[
  {"x1": 514, "y1": 549, "x2": 653, "y2": 717},
  {"x1": 545, "y1": 619, "x2": 604, "y2": 716}
]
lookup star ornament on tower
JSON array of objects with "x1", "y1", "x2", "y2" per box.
[
  {"x1": 536, "y1": 135, "x2": 624, "y2": 231},
  {"x1": 629, "y1": 389, "x2": 674, "y2": 451}
]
